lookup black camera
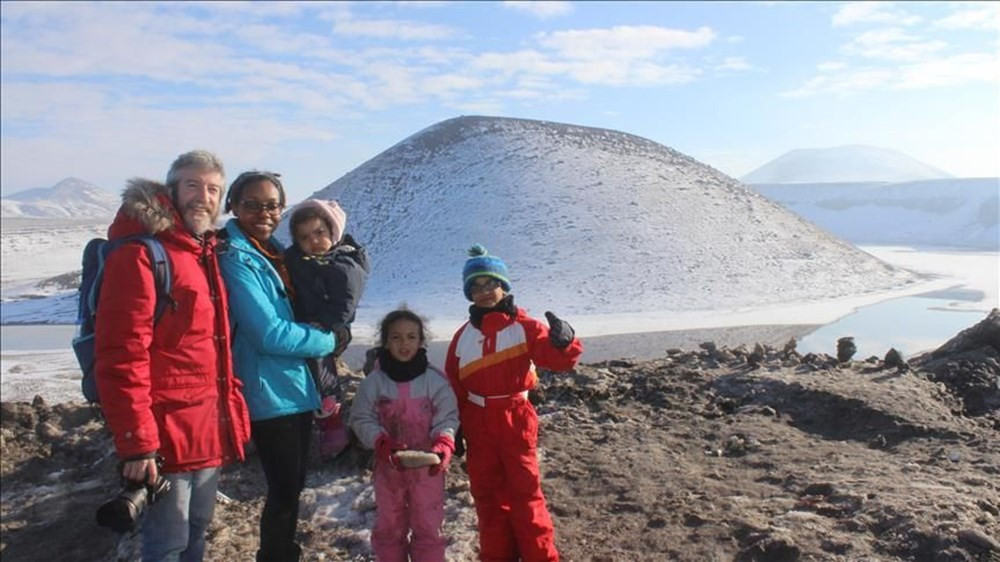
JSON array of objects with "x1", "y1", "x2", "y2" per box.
[{"x1": 96, "y1": 468, "x2": 171, "y2": 533}]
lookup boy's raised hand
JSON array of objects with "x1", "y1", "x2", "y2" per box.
[{"x1": 544, "y1": 311, "x2": 575, "y2": 349}]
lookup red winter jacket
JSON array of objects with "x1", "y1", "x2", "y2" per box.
[
  {"x1": 445, "y1": 305, "x2": 583, "y2": 411},
  {"x1": 95, "y1": 179, "x2": 250, "y2": 473}
]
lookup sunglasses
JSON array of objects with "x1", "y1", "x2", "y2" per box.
[
  {"x1": 469, "y1": 279, "x2": 502, "y2": 294},
  {"x1": 240, "y1": 200, "x2": 283, "y2": 214}
]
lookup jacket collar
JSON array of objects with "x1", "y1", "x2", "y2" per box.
[
  {"x1": 470, "y1": 294, "x2": 519, "y2": 334},
  {"x1": 223, "y1": 218, "x2": 285, "y2": 254}
]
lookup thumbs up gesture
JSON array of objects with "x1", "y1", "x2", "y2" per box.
[{"x1": 545, "y1": 311, "x2": 575, "y2": 349}]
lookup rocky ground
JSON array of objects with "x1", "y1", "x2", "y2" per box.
[{"x1": 2, "y1": 311, "x2": 998, "y2": 561}]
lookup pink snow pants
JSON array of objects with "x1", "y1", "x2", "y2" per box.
[{"x1": 372, "y1": 382, "x2": 447, "y2": 562}]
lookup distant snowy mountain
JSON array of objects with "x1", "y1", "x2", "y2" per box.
[
  {"x1": 1, "y1": 178, "x2": 118, "y2": 219},
  {"x1": 288, "y1": 116, "x2": 919, "y2": 320},
  {"x1": 753, "y1": 178, "x2": 999, "y2": 250},
  {"x1": 742, "y1": 145, "x2": 952, "y2": 184}
]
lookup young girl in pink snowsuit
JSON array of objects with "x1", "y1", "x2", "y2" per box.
[{"x1": 350, "y1": 309, "x2": 459, "y2": 562}]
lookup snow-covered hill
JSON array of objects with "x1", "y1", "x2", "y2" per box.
[
  {"x1": 752, "y1": 178, "x2": 999, "y2": 250},
  {"x1": 741, "y1": 145, "x2": 952, "y2": 184},
  {"x1": 292, "y1": 116, "x2": 919, "y2": 321},
  {"x1": 1, "y1": 178, "x2": 118, "y2": 219}
]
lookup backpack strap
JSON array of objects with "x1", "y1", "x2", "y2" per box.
[
  {"x1": 134, "y1": 236, "x2": 174, "y2": 324},
  {"x1": 91, "y1": 235, "x2": 174, "y2": 325}
]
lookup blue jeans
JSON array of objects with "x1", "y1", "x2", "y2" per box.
[{"x1": 141, "y1": 467, "x2": 220, "y2": 562}]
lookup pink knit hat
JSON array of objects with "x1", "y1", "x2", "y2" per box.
[{"x1": 290, "y1": 199, "x2": 347, "y2": 244}]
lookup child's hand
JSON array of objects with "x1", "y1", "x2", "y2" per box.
[
  {"x1": 428, "y1": 434, "x2": 456, "y2": 476},
  {"x1": 544, "y1": 311, "x2": 575, "y2": 349},
  {"x1": 375, "y1": 433, "x2": 406, "y2": 471},
  {"x1": 332, "y1": 325, "x2": 351, "y2": 356}
]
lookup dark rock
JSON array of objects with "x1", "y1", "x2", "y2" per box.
[
  {"x1": 957, "y1": 528, "x2": 1000, "y2": 551},
  {"x1": 837, "y1": 337, "x2": 857, "y2": 363},
  {"x1": 884, "y1": 348, "x2": 908, "y2": 371},
  {"x1": 782, "y1": 338, "x2": 797, "y2": 356},
  {"x1": 916, "y1": 312, "x2": 1000, "y2": 415},
  {"x1": 927, "y1": 308, "x2": 1000, "y2": 358},
  {"x1": 802, "y1": 483, "x2": 835, "y2": 497}
]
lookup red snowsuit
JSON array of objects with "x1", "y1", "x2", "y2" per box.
[
  {"x1": 95, "y1": 179, "x2": 250, "y2": 473},
  {"x1": 445, "y1": 306, "x2": 583, "y2": 562}
]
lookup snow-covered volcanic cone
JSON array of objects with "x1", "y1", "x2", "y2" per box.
[{"x1": 302, "y1": 116, "x2": 919, "y2": 318}]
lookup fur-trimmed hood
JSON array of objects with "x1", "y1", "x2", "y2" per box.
[{"x1": 113, "y1": 178, "x2": 177, "y2": 236}]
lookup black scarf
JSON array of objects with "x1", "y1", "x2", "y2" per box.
[
  {"x1": 469, "y1": 294, "x2": 517, "y2": 330},
  {"x1": 378, "y1": 347, "x2": 429, "y2": 383}
]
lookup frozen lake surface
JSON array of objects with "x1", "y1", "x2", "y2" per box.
[{"x1": 2, "y1": 246, "x2": 996, "y2": 404}]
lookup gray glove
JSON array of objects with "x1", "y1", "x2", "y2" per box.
[{"x1": 544, "y1": 311, "x2": 575, "y2": 349}]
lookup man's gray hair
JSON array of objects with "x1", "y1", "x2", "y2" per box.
[{"x1": 165, "y1": 150, "x2": 225, "y2": 189}]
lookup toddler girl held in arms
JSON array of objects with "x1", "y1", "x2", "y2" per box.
[{"x1": 285, "y1": 199, "x2": 370, "y2": 459}]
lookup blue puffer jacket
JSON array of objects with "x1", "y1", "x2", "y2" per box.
[{"x1": 218, "y1": 219, "x2": 333, "y2": 421}]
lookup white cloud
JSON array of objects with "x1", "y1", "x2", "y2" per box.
[
  {"x1": 566, "y1": 60, "x2": 699, "y2": 86},
  {"x1": 420, "y1": 74, "x2": 486, "y2": 98},
  {"x1": 783, "y1": 50, "x2": 998, "y2": 98},
  {"x1": 817, "y1": 61, "x2": 847, "y2": 72},
  {"x1": 934, "y1": 4, "x2": 1000, "y2": 31},
  {"x1": 781, "y1": 68, "x2": 895, "y2": 98},
  {"x1": 472, "y1": 50, "x2": 568, "y2": 79},
  {"x1": 502, "y1": 1, "x2": 574, "y2": 19},
  {"x1": 395, "y1": 1, "x2": 451, "y2": 8},
  {"x1": 449, "y1": 99, "x2": 506, "y2": 115},
  {"x1": 536, "y1": 26, "x2": 716, "y2": 60},
  {"x1": 716, "y1": 56, "x2": 751, "y2": 71},
  {"x1": 0, "y1": 80, "x2": 340, "y2": 194},
  {"x1": 895, "y1": 53, "x2": 1000, "y2": 89},
  {"x1": 332, "y1": 17, "x2": 458, "y2": 40},
  {"x1": 832, "y1": 2, "x2": 921, "y2": 27},
  {"x1": 842, "y1": 28, "x2": 947, "y2": 61}
]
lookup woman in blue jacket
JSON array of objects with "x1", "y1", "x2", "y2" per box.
[{"x1": 218, "y1": 170, "x2": 335, "y2": 562}]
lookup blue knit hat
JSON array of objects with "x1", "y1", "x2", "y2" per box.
[{"x1": 463, "y1": 244, "x2": 511, "y2": 301}]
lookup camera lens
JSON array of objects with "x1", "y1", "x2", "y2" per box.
[
  {"x1": 95, "y1": 473, "x2": 171, "y2": 533},
  {"x1": 96, "y1": 492, "x2": 145, "y2": 533}
]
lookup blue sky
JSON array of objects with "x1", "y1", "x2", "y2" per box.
[{"x1": 2, "y1": 1, "x2": 998, "y2": 203}]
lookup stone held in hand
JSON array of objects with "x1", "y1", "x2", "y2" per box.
[{"x1": 394, "y1": 450, "x2": 441, "y2": 468}]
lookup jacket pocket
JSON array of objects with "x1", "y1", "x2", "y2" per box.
[
  {"x1": 154, "y1": 397, "x2": 219, "y2": 467},
  {"x1": 153, "y1": 287, "x2": 197, "y2": 350},
  {"x1": 514, "y1": 400, "x2": 539, "y2": 449}
]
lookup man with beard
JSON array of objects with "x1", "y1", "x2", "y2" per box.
[{"x1": 95, "y1": 150, "x2": 251, "y2": 561}]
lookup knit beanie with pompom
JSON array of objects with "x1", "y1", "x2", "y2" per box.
[{"x1": 462, "y1": 244, "x2": 511, "y2": 301}]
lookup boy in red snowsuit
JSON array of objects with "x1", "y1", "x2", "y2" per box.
[{"x1": 445, "y1": 245, "x2": 583, "y2": 562}]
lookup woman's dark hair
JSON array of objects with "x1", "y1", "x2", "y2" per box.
[
  {"x1": 377, "y1": 308, "x2": 430, "y2": 347},
  {"x1": 224, "y1": 170, "x2": 286, "y2": 213},
  {"x1": 289, "y1": 206, "x2": 327, "y2": 239}
]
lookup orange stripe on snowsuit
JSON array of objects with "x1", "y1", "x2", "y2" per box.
[{"x1": 458, "y1": 342, "x2": 529, "y2": 381}]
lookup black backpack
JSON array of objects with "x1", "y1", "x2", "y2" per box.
[{"x1": 72, "y1": 235, "x2": 173, "y2": 403}]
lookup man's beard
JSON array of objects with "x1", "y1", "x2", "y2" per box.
[{"x1": 182, "y1": 204, "x2": 218, "y2": 236}]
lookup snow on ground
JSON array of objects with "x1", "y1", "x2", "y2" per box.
[
  {"x1": 3, "y1": 246, "x2": 994, "y2": 404},
  {"x1": 753, "y1": 178, "x2": 999, "y2": 250},
  {"x1": 0, "y1": 350, "x2": 83, "y2": 403},
  {"x1": 0, "y1": 218, "x2": 105, "y2": 286}
]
